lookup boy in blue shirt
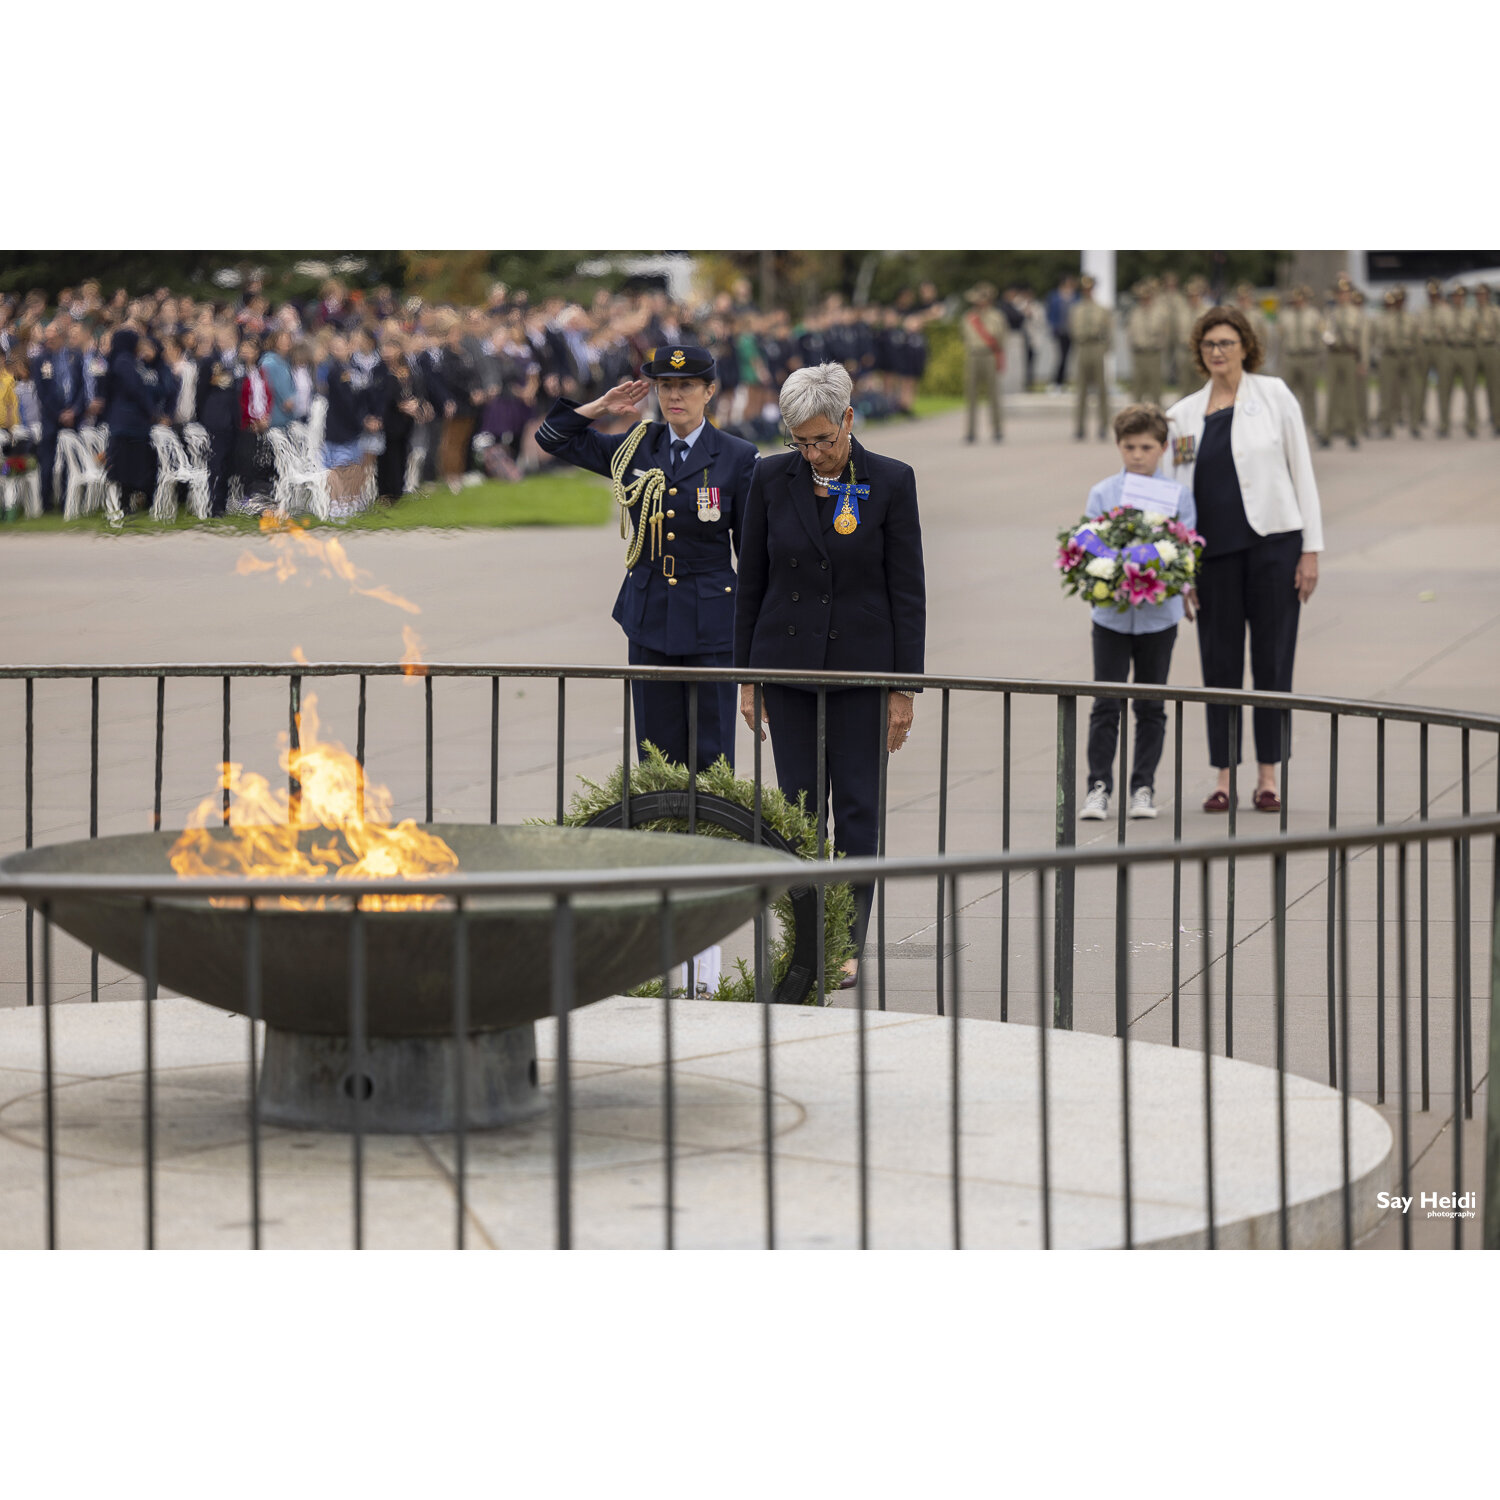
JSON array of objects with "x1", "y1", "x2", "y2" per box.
[{"x1": 1079, "y1": 404, "x2": 1196, "y2": 821}]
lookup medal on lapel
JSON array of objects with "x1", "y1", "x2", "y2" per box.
[
  {"x1": 824, "y1": 469, "x2": 868, "y2": 536},
  {"x1": 1172, "y1": 435, "x2": 1196, "y2": 466},
  {"x1": 697, "y1": 486, "x2": 721, "y2": 522}
]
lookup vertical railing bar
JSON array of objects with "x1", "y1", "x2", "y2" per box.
[
  {"x1": 424, "y1": 674, "x2": 434, "y2": 824},
  {"x1": 25, "y1": 678, "x2": 34, "y2": 1008},
  {"x1": 1201, "y1": 860, "x2": 1216, "y2": 1249},
  {"x1": 1171, "y1": 699, "x2": 1183, "y2": 1046},
  {"x1": 1036, "y1": 868, "x2": 1051, "y2": 1250},
  {"x1": 621, "y1": 680, "x2": 632, "y2": 832},
  {"x1": 349, "y1": 903, "x2": 365, "y2": 1251},
  {"x1": 1451, "y1": 839, "x2": 1464, "y2": 1250},
  {"x1": 1339, "y1": 848, "x2": 1352, "y2": 1249},
  {"x1": 1054, "y1": 695, "x2": 1077, "y2": 1029},
  {"x1": 1114, "y1": 694, "x2": 1129, "y2": 1040},
  {"x1": 1224, "y1": 704, "x2": 1237, "y2": 1058},
  {"x1": 815, "y1": 688, "x2": 827, "y2": 1008},
  {"x1": 936, "y1": 689, "x2": 950, "y2": 1018},
  {"x1": 687, "y1": 682, "x2": 699, "y2": 835},
  {"x1": 1279, "y1": 708, "x2": 1290, "y2": 836},
  {"x1": 221, "y1": 675, "x2": 232, "y2": 828},
  {"x1": 876, "y1": 686, "x2": 889, "y2": 1014},
  {"x1": 452, "y1": 896, "x2": 468, "y2": 1252},
  {"x1": 90, "y1": 675, "x2": 99, "y2": 1004},
  {"x1": 1376, "y1": 716, "x2": 1386, "y2": 1104},
  {"x1": 1397, "y1": 842, "x2": 1412, "y2": 1249},
  {"x1": 41, "y1": 904, "x2": 56, "y2": 1250},
  {"x1": 288, "y1": 674, "x2": 302, "y2": 828},
  {"x1": 1000, "y1": 692, "x2": 1012, "y2": 1023},
  {"x1": 757, "y1": 886, "x2": 776, "y2": 1249},
  {"x1": 753, "y1": 683, "x2": 765, "y2": 1016},
  {"x1": 1485, "y1": 814, "x2": 1500, "y2": 1252},
  {"x1": 659, "y1": 892, "x2": 675, "y2": 1249},
  {"x1": 856, "y1": 908, "x2": 869, "y2": 1250},
  {"x1": 152, "y1": 676, "x2": 165, "y2": 833},
  {"x1": 949, "y1": 872, "x2": 963, "y2": 1251},
  {"x1": 1420, "y1": 723, "x2": 1430, "y2": 1111},
  {"x1": 246, "y1": 900, "x2": 262, "y2": 1250},
  {"x1": 489, "y1": 676, "x2": 499, "y2": 825},
  {"x1": 1274, "y1": 851, "x2": 1289, "y2": 1248},
  {"x1": 356, "y1": 675, "x2": 368, "y2": 822},
  {"x1": 1119, "y1": 863, "x2": 1133, "y2": 1250},
  {"x1": 142, "y1": 898, "x2": 156, "y2": 1250},
  {"x1": 555, "y1": 677, "x2": 566, "y2": 827},
  {"x1": 1326, "y1": 712, "x2": 1339, "y2": 1087},
  {"x1": 552, "y1": 894, "x2": 574, "y2": 1249},
  {"x1": 1460, "y1": 729, "x2": 1473, "y2": 1118}
]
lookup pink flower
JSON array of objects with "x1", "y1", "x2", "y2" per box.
[
  {"x1": 1056, "y1": 540, "x2": 1085, "y2": 572},
  {"x1": 1120, "y1": 561, "x2": 1167, "y2": 607}
]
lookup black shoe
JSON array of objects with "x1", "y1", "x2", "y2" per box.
[
  {"x1": 964, "y1": 434, "x2": 975, "y2": 444},
  {"x1": 992, "y1": 434, "x2": 1003, "y2": 443},
  {"x1": 1318, "y1": 436, "x2": 1331, "y2": 449},
  {"x1": 1348, "y1": 438, "x2": 1358, "y2": 449}
]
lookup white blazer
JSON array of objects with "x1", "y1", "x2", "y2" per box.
[{"x1": 1163, "y1": 372, "x2": 1324, "y2": 552}]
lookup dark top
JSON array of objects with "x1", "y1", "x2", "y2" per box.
[
  {"x1": 733, "y1": 437, "x2": 926, "y2": 680},
  {"x1": 1193, "y1": 407, "x2": 1259, "y2": 556}
]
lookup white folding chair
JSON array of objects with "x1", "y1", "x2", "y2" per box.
[
  {"x1": 150, "y1": 426, "x2": 191, "y2": 522},
  {"x1": 268, "y1": 427, "x2": 331, "y2": 521},
  {"x1": 181, "y1": 424, "x2": 214, "y2": 520},
  {"x1": 58, "y1": 428, "x2": 119, "y2": 522}
]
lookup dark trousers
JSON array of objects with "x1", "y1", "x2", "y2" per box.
[
  {"x1": 1196, "y1": 530, "x2": 1302, "y2": 767},
  {"x1": 627, "y1": 641, "x2": 735, "y2": 773},
  {"x1": 1053, "y1": 332, "x2": 1072, "y2": 385},
  {"x1": 1087, "y1": 623, "x2": 1177, "y2": 795},
  {"x1": 37, "y1": 426, "x2": 59, "y2": 510},
  {"x1": 763, "y1": 684, "x2": 884, "y2": 952},
  {"x1": 204, "y1": 424, "x2": 235, "y2": 515},
  {"x1": 375, "y1": 437, "x2": 411, "y2": 501}
]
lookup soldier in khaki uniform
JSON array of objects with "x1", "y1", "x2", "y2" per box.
[
  {"x1": 1278, "y1": 284, "x2": 1323, "y2": 429},
  {"x1": 1320, "y1": 278, "x2": 1367, "y2": 447},
  {"x1": 1126, "y1": 279, "x2": 1170, "y2": 406},
  {"x1": 1374, "y1": 286, "x2": 1419, "y2": 436},
  {"x1": 1234, "y1": 283, "x2": 1269, "y2": 361},
  {"x1": 1176, "y1": 277, "x2": 1211, "y2": 390},
  {"x1": 1445, "y1": 284, "x2": 1479, "y2": 438},
  {"x1": 1476, "y1": 284, "x2": 1500, "y2": 436},
  {"x1": 959, "y1": 282, "x2": 1006, "y2": 443},
  {"x1": 1068, "y1": 274, "x2": 1112, "y2": 441},
  {"x1": 1160, "y1": 271, "x2": 1189, "y2": 388},
  {"x1": 1415, "y1": 280, "x2": 1454, "y2": 436}
]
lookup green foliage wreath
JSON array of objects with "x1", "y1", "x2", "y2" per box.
[{"x1": 541, "y1": 744, "x2": 856, "y2": 1004}]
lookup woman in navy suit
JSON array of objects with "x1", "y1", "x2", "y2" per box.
[{"x1": 734, "y1": 363, "x2": 927, "y2": 987}]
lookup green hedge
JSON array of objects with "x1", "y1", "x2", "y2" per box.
[{"x1": 919, "y1": 322, "x2": 965, "y2": 399}]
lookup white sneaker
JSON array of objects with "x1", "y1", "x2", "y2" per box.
[
  {"x1": 1080, "y1": 782, "x2": 1109, "y2": 820},
  {"x1": 1129, "y1": 787, "x2": 1158, "y2": 819}
]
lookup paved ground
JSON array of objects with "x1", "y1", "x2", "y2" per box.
[{"x1": 1, "y1": 393, "x2": 1494, "y2": 1248}]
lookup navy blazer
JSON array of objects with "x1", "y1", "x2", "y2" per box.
[
  {"x1": 32, "y1": 349, "x2": 85, "y2": 426},
  {"x1": 733, "y1": 437, "x2": 926, "y2": 680},
  {"x1": 536, "y1": 398, "x2": 758, "y2": 656}
]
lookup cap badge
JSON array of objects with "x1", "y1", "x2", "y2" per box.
[{"x1": 670, "y1": 349, "x2": 686, "y2": 369}]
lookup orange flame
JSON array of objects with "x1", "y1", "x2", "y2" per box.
[
  {"x1": 399, "y1": 625, "x2": 427, "y2": 678},
  {"x1": 238, "y1": 515, "x2": 422, "y2": 614},
  {"x1": 168, "y1": 692, "x2": 457, "y2": 910}
]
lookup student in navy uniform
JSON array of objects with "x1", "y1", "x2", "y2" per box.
[
  {"x1": 536, "y1": 345, "x2": 758, "y2": 771},
  {"x1": 734, "y1": 362, "x2": 926, "y2": 988},
  {"x1": 102, "y1": 327, "x2": 168, "y2": 511},
  {"x1": 194, "y1": 327, "x2": 241, "y2": 516},
  {"x1": 31, "y1": 321, "x2": 85, "y2": 512}
]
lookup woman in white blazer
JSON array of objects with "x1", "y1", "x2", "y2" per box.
[{"x1": 1164, "y1": 306, "x2": 1323, "y2": 814}]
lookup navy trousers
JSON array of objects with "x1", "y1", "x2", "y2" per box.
[
  {"x1": 37, "y1": 427, "x2": 59, "y2": 511},
  {"x1": 763, "y1": 684, "x2": 884, "y2": 953},
  {"x1": 627, "y1": 640, "x2": 735, "y2": 772}
]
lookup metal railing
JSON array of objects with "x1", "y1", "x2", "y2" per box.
[{"x1": 1, "y1": 662, "x2": 1496, "y2": 1249}]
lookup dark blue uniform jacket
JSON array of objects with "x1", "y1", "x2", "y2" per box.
[
  {"x1": 32, "y1": 349, "x2": 84, "y2": 426},
  {"x1": 536, "y1": 398, "x2": 758, "y2": 655},
  {"x1": 102, "y1": 331, "x2": 166, "y2": 439},
  {"x1": 733, "y1": 437, "x2": 926, "y2": 679}
]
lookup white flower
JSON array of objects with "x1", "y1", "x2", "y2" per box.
[
  {"x1": 1183, "y1": 553, "x2": 1196, "y2": 576},
  {"x1": 1154, "y1": 539, "x2": 1178, "y2": 565},
  {"x1": 1084, "y1": 556, "x2": 1118, "y2": 580},
  {"x1": 1143, "y1": 511, "x2": 1168, "y2": 526}
]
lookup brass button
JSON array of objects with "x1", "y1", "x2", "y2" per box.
[
  {"x1": 666, "y1": 509, "x2": 675, "y2": 518},
  {"x1": 668, "y1": 488, "x2": 677, "y2": 496},
  {"x1": 724, "y1": 586, "x2": 731, "y2": 593},
  {"x1": 666, "y1": 532, "x2": 675, "y2": 541},
  {"x1": 669, "y1": 577, "x2": 678, "y2": 586}
]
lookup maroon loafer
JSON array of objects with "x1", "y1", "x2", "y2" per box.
[
  {"x1": 1201, "y1": 790, "x2": 1232, "y2": 813},
  {"x1": 1253, "y1": 788, "x2": 1282, "y2": 813}
]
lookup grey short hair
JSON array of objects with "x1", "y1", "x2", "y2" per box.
[{"x1": 779, "y1": 362, "x2": 853, "y2": 430}]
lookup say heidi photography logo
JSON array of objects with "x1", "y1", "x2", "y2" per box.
[{"x1": 1376, "y1": 1191, "x2": 1477, "y2": 1221}]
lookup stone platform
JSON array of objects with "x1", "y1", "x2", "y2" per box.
[{"x1": 0, "y1": 995, "x2": 1393, "y2": 1249}]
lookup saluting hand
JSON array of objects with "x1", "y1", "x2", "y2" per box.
[
  {"x1": 739, "y1": 685, "x2": 769, "y2": 741},
  {"x1": 578, "y1": 380, "x2": 649, "y2": 422}
]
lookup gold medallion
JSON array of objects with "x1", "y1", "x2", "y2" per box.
[{"x1": 833, "y1": 498, "x2": 858, "y2": 535}]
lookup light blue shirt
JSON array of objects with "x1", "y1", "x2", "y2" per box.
[
  {"x1": 1083, "y1": 470, "x2": 1197, "y2": 635},
  {"x1": 667, "y1": 419, "x2": 706, "y2": 467}
]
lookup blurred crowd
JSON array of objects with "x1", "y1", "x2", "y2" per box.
[{"x1": 0, "y1": 274, "x2": 947, "y2": 518}]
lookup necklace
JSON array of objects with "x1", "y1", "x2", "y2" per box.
[{"x1": 810, "y1": 444, "x2": 849, "y2": 487}]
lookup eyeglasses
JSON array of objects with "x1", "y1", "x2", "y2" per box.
[
  {"x1": 783, "y1": 432, "x2": 843, "y2": 454},
  {"x1": 1200, "y1": 338, "x2": 1243, "y2": 354}
]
